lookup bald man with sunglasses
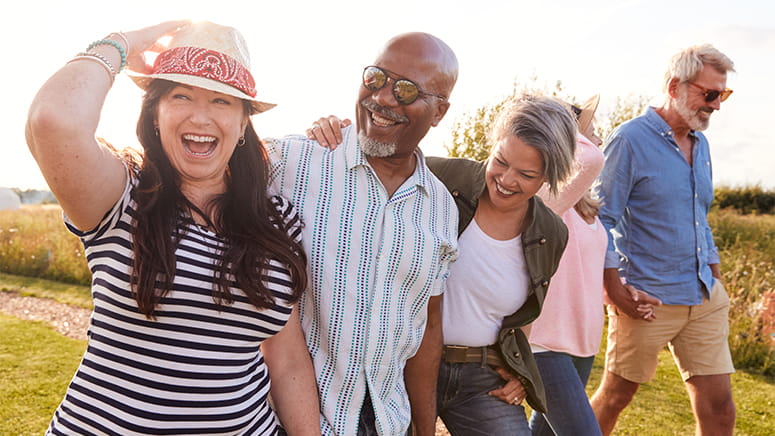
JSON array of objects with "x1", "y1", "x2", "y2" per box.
[
  {"x1": 266, "y1": 33, "x2": 459, "y2": 436},
  {"x1": 591, "y1": 44, "x2": 737, "y2": 436}
]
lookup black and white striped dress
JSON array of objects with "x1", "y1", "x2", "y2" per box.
[{"x1": 47, "y1": 179, "x2": 302, "y2": 435}]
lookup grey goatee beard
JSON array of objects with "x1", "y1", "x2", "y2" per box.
[
  {"x1": 676, "y1": 90, "x2": 710, "y2": 131},
  {"x1": 359, "y1": 132, "x2": 397, "y2": 157}
]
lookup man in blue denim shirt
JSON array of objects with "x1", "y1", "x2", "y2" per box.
[{"x1": 590, "y1": 45, "x2": 737, "y2": 436}]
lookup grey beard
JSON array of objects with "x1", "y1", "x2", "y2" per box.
[
  {"x1": 359, "y1": 132, "x2": 397, "y2": 157},
  {"x1": 676, "y1": 91, "x2": 710, "y2": 131}
]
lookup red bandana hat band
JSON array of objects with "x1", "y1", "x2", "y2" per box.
[{"x1": 152, "y1": 46, "x2": 257, "y2": 98}]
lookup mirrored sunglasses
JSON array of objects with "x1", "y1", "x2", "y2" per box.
[
  {"x1": 687, "y1": 82, "x2": 733, "y2": 103},
  {"x1": 362, "y1": 66, "x2": 447, "y2": 105}
]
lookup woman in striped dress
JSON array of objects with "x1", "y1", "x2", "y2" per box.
[{"x1": 26, "y1": 21, "x2": 320, "y2": 435}]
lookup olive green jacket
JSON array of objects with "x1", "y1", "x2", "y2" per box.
[{"x1": 427, "y1": 156, "x2": 568, "y2": 413}]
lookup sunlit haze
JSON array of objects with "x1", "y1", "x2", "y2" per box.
[{"x1": 4, "y1": 0, "x2": 773, "y2": 190}]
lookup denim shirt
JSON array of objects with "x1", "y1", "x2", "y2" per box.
[{"x1": 596, "y1": 107, "x2": 720, "y2": 305}]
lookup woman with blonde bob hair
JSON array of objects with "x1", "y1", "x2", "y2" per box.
[
  {"x1": 427, "y1": 95, "x2": 573, "y2": 435},
  {"x1": 27, "y1": 21, "x2": 320, "y2": 435}
]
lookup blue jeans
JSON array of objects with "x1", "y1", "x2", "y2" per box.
[
  {"x1": 358, "y1": 390, "x2": 379, "y2": 436},
  {"x1": 528, "y1": 351, "x2": 602, "y2": 436},
  {"x1": 437, "y1": 360, "x2": 530, "y2": 435}
]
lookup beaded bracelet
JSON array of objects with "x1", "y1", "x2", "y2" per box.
[
  {"x1": 68, "y1": 54, "x2": 116, "y2": 84},
  {"x1": 112, "y1": 32, "x2": 130, "y2": 53},
  {"x1": 87, "y1": 38, "x2": 126, "y2": 72}
]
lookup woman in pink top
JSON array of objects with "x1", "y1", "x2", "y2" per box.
[
  {"x1": 525, "y1": 96, "x2": 654, "y2": 435},
  {"x1": 527, "y1": 95, "x2": 607, "y2": 435}
]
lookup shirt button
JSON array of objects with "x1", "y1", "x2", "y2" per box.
[{"x1": 539, "y1": 238, "x2": 547, "y2": 245}]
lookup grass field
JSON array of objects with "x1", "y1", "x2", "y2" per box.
[
  {"x1": 1, "y1": 279, "x2": 773, "y2": 435},
  {"x1": 1, "y1": 206, "x2": 773, "y2": 434},
  {"x1": 0, "y1": 313, "x2": 86, "y2": 435}
]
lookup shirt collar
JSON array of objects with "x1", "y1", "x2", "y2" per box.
[
  {"x1": 344, "y1": 125, "x2": 429, "y2": 195},
  {"x1": 644, "y1": 106, "x2": 699, "y2": 141}
]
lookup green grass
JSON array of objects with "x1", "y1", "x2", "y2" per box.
[
  {"x1": 3, "y1": 306, "x2": 772, "y2": 435},
  {"x1": 0, "y1": 314, "x2": 85, "y2": 435},
  {"x1": 1, "y1": 207, "x2": 773, "y2": 433},
  {"x1": 585, "y1": 349, "x2": 775, "y2": 435},
  {"x1": 0, "y1": 272, "x2": 92, "y2": 309}
]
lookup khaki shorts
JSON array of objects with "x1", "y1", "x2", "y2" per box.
[{"x1": 605, "y1": 280, "x2": 735, "y2": 384}]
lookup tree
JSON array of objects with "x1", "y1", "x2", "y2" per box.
[
  {"x1": 445, "y1": 77, "x2": 571, "y2": 161},
  {"x1": 444, "y1": 79, "x2": 650, "y2": 160},
  {"x1": 596, "y1": 94, "x2": 651, "y2": 140}
]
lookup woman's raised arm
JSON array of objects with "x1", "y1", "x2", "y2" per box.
[{"x1": 25, "y1": 20, "x2": 188, "y2": 231}]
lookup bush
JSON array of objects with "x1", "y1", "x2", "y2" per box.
[
  {"x1": 714, "y1": 185, "x2": 775, "y2": 215},
  {"x1": 711, "y1": 209, "x2": 775, "y2": 375}
]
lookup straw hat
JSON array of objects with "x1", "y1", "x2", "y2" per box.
[
  {"x1": 128, "y1": 21, "x2": 275, "y2": 114},
  {"x1": 573, "y1": 94, "x2": 600, "y2": 134}
]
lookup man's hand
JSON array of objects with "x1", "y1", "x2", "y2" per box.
[
  {"x1": 710, "y1": 263, "x2": 721, "y2": 280},
  {"x1": 306, "y1": 116, "x2": 351, "y2": 148},
  {"x1": 488, "y1": 366, "x2": 527, "y2": 406},
  {"x1": 604, "y1": 268, "x2": 662, "y2": 321}
]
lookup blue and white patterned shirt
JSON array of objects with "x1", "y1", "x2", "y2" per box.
[
  {"x1": 596, "y1": 107, "x2": 720, "y2": 305},
  {"x1": 266, "y1": 125, "x2": 458, "y2": 436}
]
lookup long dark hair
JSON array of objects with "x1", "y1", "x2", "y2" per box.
[{"x1": 130, "y1": 79, "x2": 307, "y2": 317}]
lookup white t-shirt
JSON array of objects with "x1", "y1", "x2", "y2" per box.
[{"x1": 442, "y1": 218, "x2": 530, "y2": 346}]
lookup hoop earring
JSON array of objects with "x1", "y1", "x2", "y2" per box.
[
  {"x1": 236, "y1": 136, "x2": 246, "y2": 147},
  {"x1": 154, "y1": 127, "x2": 160, "y2": 137}
]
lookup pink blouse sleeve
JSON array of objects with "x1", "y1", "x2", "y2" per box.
[{"x1": 537, "y1": 134, "x2": 605, "y2": 215}]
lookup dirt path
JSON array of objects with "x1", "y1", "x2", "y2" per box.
[
  {"x1": 0, "y1": 291, "x2": 90, "y2": 340},
  {"x1": 0, "y1": 290, "x2": 452, "y2": 434}
]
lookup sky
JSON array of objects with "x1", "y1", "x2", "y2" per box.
[{"x1": 2, "y1": 0, "x2": 773, "y2": 190}]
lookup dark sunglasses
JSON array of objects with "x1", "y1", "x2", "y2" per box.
[
  {"x1": 570, "y1": 105, "x2": 583, "y2": 120},
  {"x1": 686, "y1": 82, "x2": 733, "y2": 103},
  {"x1": 362, "y1": 66, "x2": 447, "y2": 105}
]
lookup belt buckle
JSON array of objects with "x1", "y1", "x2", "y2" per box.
[{"x1": 444, "y1": 345, "x2": 470, "y2": 363}]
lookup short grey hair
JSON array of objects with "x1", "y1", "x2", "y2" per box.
[
  {"x1": 663, "y1": 44, "x2": 735, "y2": 92},
  {"x1": 488, "y1": 94, "x2": 577, "y2": 195}
]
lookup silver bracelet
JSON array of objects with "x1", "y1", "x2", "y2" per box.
[
  {"x1": 76, "y1": 51, "x2": 117, "y2": 76},
  {"x1": 69, "y1": 53, "x2": 116, "y2": 83}
]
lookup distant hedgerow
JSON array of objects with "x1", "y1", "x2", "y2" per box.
[{"x1": 713, "y1": 185, "x2": 775, "y2": 215}]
